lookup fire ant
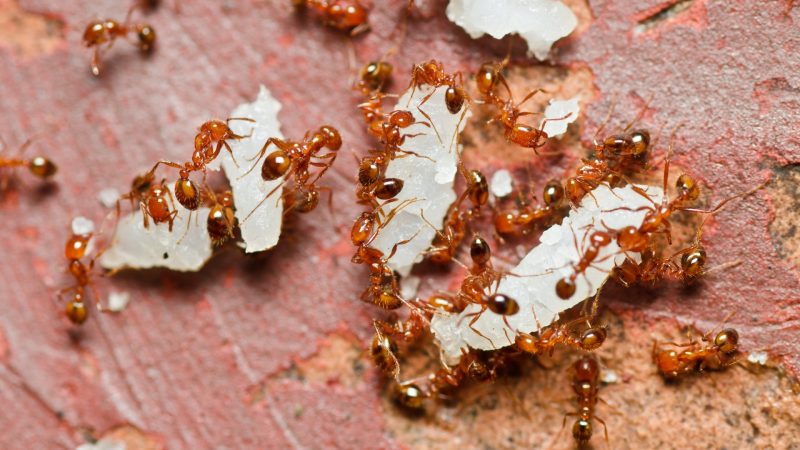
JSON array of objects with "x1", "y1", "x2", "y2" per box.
[
  {"x1": 495, "y1": 179, "x2": 566, "y2": 235},
  {"x1": 60, "y1": 223, "x2": 107, "y2": 325},
  {"x1": 293, "y1": 0, "x2": 369, "y2": 35},
  {"x1": 428, "y1": 165, "x2": 489, "y2": 264},
  {"x1": 407, "y1": 60, "x2": 469, "y2": 118},
  {"x1": 240, "y1": 125, "x2": 341, "y2": 222},
  {"x1": 82, "y1": 6, "x2": 156, "y2": 76},
  {"x1": 357, "y1": 60, "x2": 393, "y2": 94},
  {"x1": 556, "y1": 227, "x2": 615, "y2": 300},
  {"x1": 371, "y1": 321, "x2": 400, "y2": 380},
  {"x1": 206, "y1": 190, "x2": 236, "y2": 246},
  {"x1": 515, "y1": 316, "x2": 607, "y2": 356},
  {"x1": 653, "y1": 321, "x2": 741, "y2": 379},
  {"x1": 0, "y1": 137, "x2": 57, "y2": 187},
  {"x1": 556, "y1": 355, "x2": 608, "y2": 448}
]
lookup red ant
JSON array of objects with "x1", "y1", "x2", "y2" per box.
[
  {"x1": 60, "y1": 223, "x2": 108, "y2": 325},
  {"x1": 653, "y1": 320, "x2": 741, "y2": 379},
  {"x1": 82, "y1": 6, "x2": 156, "y2": 76},
  {"x1": 0, "y1": 137, "x2": 57, "y2": 187},
  {"x1": 428, "y1": 165, "x2": 489, "y2": 264},
  {"x1": 240, "y1": 125, "x2": 341, "y2": 222},
  {"x1": 515, "y1": 316, "x2": 607, "y2": 356},
  {"x1": 555, "y1": 227, "x2": 614, "y2": 300},
  {"x1": 495, "y1": 179, "x2": 566, "y2": 235},
  {"x1": 357, "y1": 60, "x2": 393, "y2": 94},
  {"x1": 556, "y1": 355, "x2": 608, "y2": 448},
  {"x1": 206, "y1": 190, "x2": 236, "y2": 246},
  {"x1": 371, "y1": 320, "x2": 401, "y2": 380},
  {"x1": 293, "y1": 0, "x2": 369, "y2": 35}
]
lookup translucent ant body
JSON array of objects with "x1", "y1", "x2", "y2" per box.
[
  {"x1": 555, "y1": 229, "x2": 614, "y2": 300},
  {"x1": 560, "y1": 356, "x2": 608, "y2": 448},
  {"x1": 653, "y1": 326, "x2": 741, "y2": 379},
  {"x1": 242, "y1": 125, "x2": 341, "y2": 221},
  {"x1": 371, "y1": 321, "x2": 400, "y2": 380},
  {"x1": 495, "y1": 179, "x2": 565, "y2": 235},
  {"x1": 293, "y1": 0, "x2": 369, "y2": 35},
  {"x1": 82, "y1": 7, "x2": 156, "y2": 76},
  {"x1": 0, "y1": 137, "x2": 57, "y2": 185}
]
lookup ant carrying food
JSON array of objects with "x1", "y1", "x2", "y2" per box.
[
  {"x1": 82, "y1": 6, "x2": 156, "y2": 76},
  {"x1": 515, "y1": 316, "x2": 608, "y2": 356},
  {"x1": 240, "y1": 125, "x2": 341, "y2": 222},
  {"x1": 494, "y1": 179, "x2": 566, "y2": 235}
]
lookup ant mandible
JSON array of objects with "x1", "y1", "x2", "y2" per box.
[{"x1": 82, "y1": 6, "x2": 156, "y2": 76}]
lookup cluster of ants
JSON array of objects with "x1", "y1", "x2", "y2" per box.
[
  {"x1": 0, "y1": 2, "x2": 758, "y2": 448},
  {"x1": 345, "y1": 57, "x2": 755, "y2": 447}
]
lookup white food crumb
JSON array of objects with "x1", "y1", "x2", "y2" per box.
[
  {"x1": 71, "y1": 216, "x2": 95, "y2": 236},
  {"x1": 99, "y1": 184, "x2": 213, "y2": 272},
  {"x1": 541, "y1": 96, "x2": 580, "y2": 138},
  {"x1": 206, "y1": 85, "x2": 285, "y2": 253},
  {"x1": 446, "y1": 0, "x2": 578, "y2": 60},
  {"x1": 107, "y1": 291, "x2": 131, "y2": 312},
  {"x1": 401, "y1": 275, "x2": 422, "y2": 300},
  {"x1": 76, "y1": 439, "x2": 126, "y2": 450},
  {"x1": 747, "y1": 351, "x2": 769, "y2": 366},
  {"x1": 490, "y1": 169, "x2": 514, "y2": 198},
  {"x1": 431, "y1": 183, "x2": 663, "y2": 363},
  {"x1": 601, "y1": 369, "x2": 619, "y2": 384},
  {"x1": 370, "y1": 84, "x2": 472, "y2": 277},
  {"x1": 97, "y1": 188, "x2": 121, "y2": 209}
]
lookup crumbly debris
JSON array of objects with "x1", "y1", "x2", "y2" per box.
[
  {"x1": 490, "y1": 169, "x2": 514, "y2": 198},
  {"x1": 431, "y1": 183, "x2": 663, "y2": 363},
  {"x1": 446, "y1": 0, "x2": 578, "y2": 60},
  {"x1": 369, "y1": 84, "x2": 472, "y2": 277}
]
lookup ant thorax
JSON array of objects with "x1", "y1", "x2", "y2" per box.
[{"x1": 431, "y1": 183, "x2": 664, "y2": 364}]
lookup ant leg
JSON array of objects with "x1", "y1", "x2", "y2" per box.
[
  {"x1": 595, "y1": 415, "x2": 611, "y2": 450},
  {"x1": 140, "y1": 202, "x2": 150, "y2": 229},
  {"x1": 90, "y1": 47, "x2": 103, "y2": 77},
  {"x1": 414, "y1": 102, "x2": 442, "y2": 144},
  {"x1": 462, "y1": 309, "x2": 496, "y2": 349},
  {"x1": 219, "y1": 141, "x2": 240, "y2": 168},
  {"x1": 515, "y1": 88, "x2": 546, "y2": 109}
]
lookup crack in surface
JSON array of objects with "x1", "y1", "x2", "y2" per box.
[{"x1": 635, "y1": 0, "x2": 695, "y2": 34}]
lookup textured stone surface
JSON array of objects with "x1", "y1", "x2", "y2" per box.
[{"x1": 0, "y1": 0, "x2": 797, "y2": 449}]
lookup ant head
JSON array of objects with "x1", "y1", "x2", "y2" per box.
[
  {"x1": 318, "y1": 125, "x2": 342, "y2": 150},
  {"x1": 360, "y1": 61, "x2": 393, "y2": 91},
  {"x1": 82, "y1": 21, "x2": 107, "y2": 46},
  {"x1": 469, "y1": 235, "x2": 491, "y2": 265},
  {"x1": 475, "y1": 62, "x2": 501, "y2": 96},
  {"x1": 714, "y1": 328, "x2": 739, "y2": 354},
  {"x1": 573, "y1": 356, "x2": 600, "y2": 381},
  {"x1": 542, "y1": 180, "x2": 564, "y2": 206},
  {"x1": 572, "y1": 418, "x2": 593, "y2": 444},
  {"x1": 676, "y1": 173, "x2": 700, "y2": 202},
  {"x1": 28, "y1": 156, "x2": 57, "y2": 179},
  {"x1": 580, "y1": 327, "x2": 607, "y2": 351}
]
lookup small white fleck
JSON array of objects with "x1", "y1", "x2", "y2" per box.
[
  {"x1": 490, "y1": 169, "x2": 514, "y2": 198},
  {"x1": 76, "y1": 439, "x2": 126, "y2": 450},
  {"x1": 71, "y1": 217, "x2": 95, "y2": 236},
  {"x1": 747, "y1": 351, "x2": 768, "y2": 365},
  {"x1": 601, "y1": 369, "x2": 619, "y2": 384},
  {"x1": 541, "y1": 96, "x2": 580, "y2": 138},
  {"x1": 97, "y1": 188, "x2": 120, "y2": 209},
  {"x1": 107, "y1": 291, "x2": 131, "y2": 312}
]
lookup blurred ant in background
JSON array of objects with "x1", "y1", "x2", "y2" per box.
[{"x1": 82, "y1": 5, "x2": 156, "y2": 76}]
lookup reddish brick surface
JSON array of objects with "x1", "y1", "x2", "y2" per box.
[{"x1": 0, "y1": 0, "x2": 797, "y2": 449}]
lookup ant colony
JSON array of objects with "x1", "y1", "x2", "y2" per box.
[{"x1": 50, "y1": 1, "x2": 775, "y2": 449}]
